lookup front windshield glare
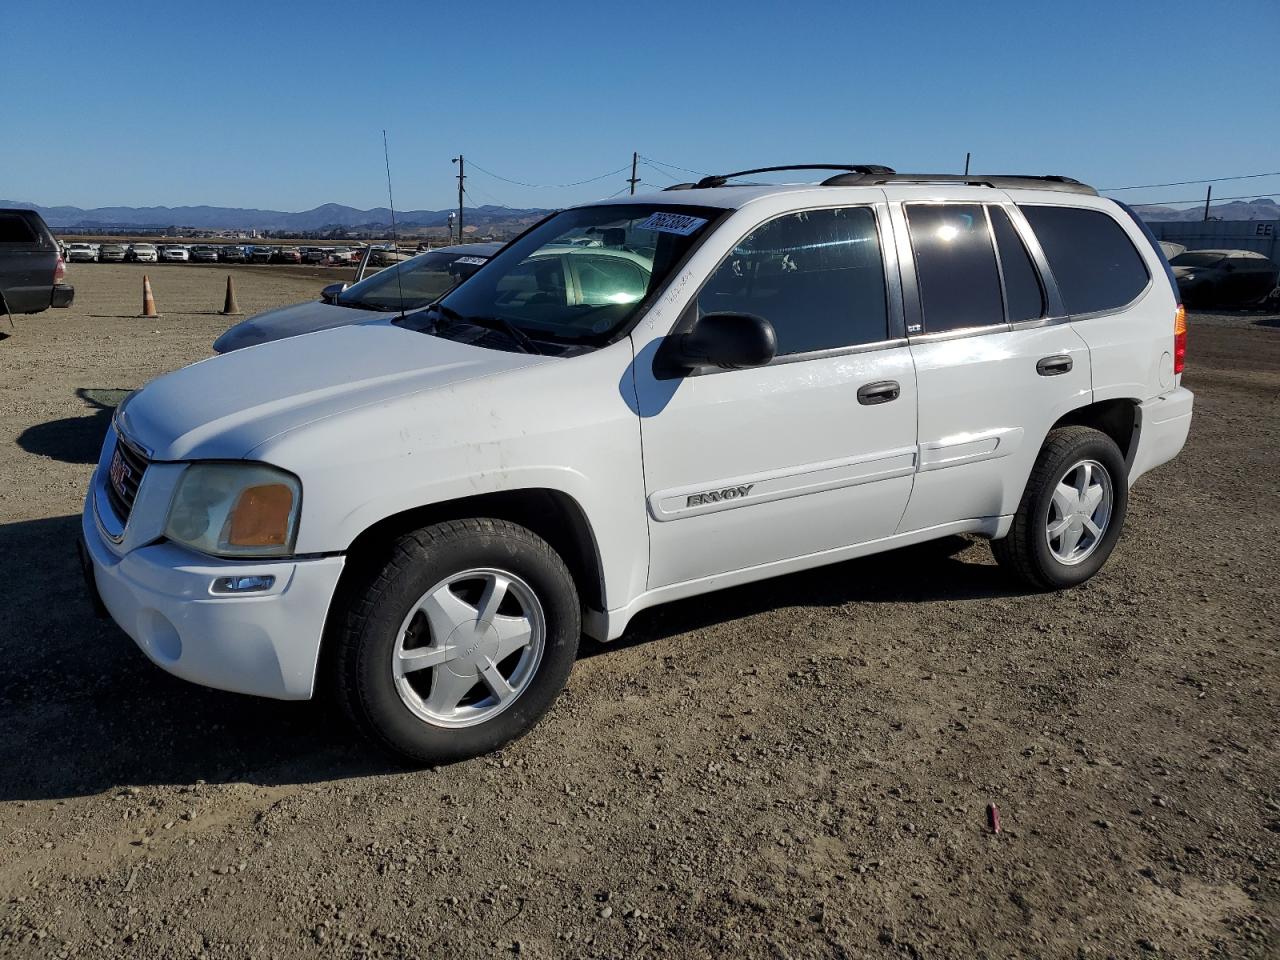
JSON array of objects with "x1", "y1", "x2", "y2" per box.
[
  {"x1": 340, "y1": 251, "x2": 487, "y2": 311},
  {"x1": 436, "y1": 204, "x2": 720, "y2": 343}
]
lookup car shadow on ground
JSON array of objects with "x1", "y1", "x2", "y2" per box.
[
  {"x1": 1, "y1": 508, "x2": 1022, "y2": 803},
  {"x1": 582, "y1": 535, "x2": 1024, "y2": 658},
  {"x1": 16, "y1": 388, "x2": 129, "y2": 464}
]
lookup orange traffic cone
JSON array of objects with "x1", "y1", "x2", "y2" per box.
[
  {"x1": 220, "y1": 274, "x2": 241, "y2": 316},
  {"x1": 139, "y1": 275, "x2": 160, "y2": 318}
]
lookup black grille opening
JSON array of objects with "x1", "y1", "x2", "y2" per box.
[{"x1": 105, "y1": 436, "x2": 149, "y2": 525}]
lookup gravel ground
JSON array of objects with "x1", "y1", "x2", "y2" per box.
[{"x1": 1, "y1": 264, "x2": 1276, "y2": 959}]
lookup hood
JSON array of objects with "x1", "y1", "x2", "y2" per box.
[
  {"x1": 213, "y1": 299, "x2": 389, "y2": 353},
  {"x1": 117, "y1": 322, "x2": 548, "y2": 461}
]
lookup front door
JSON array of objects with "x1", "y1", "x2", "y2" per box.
[{"x1": 633, "y1": 203, "x2": 919, "y2": 590}]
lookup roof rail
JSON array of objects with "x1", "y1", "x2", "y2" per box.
[
  {"x1": 820, "y1": 172, "x2": 1097, "y2": 196},
  {"x1": 664, "y1": 164, "x2": 896, "y2": 191}
]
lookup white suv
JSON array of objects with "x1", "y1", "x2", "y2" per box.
[{"x1": 80, "y1": 165, "x2": 1193, "y2": 763}]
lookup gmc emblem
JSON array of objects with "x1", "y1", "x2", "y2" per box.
[
  {"x1": 687, "y1": 484, "x2": 754, "y2": 508},
  {"x1": 109, "y1": 448, "x2": 132, "y2": 495}
]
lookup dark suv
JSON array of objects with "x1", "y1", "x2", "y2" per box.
[{"x1": 0, "y1": 209, "x2": 74, "y2": 315}]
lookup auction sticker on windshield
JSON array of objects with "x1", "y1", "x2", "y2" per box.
[
  {"x1": 455, "y1": 256, "x2": 488, "y2": 265},
  {"x1": 637, "y1": 212, "x2": 708, "y2": 236}
]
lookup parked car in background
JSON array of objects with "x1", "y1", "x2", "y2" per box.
[
  {"x1": 67, "y1": 242, "x2": 98, "y2": 263},
  {"x1": 213, "y1": 242, "x2": 500, "y2": 352},
  {"x1": 1170, "y1": 248, "x2": 1280, "y2": 309},
  {"x1": 251, "y1": 246, "x2": 275, "y2": 264},
  {"x1": 326, "y1": 247, "x2": 357, "y2": 265},
  {"x1": 98, "y1": 243, "x2": 129, "y2": 263},
  {"x1": 275, "y1": 246, "x2": 302, "y2": 264},
  {"x1": 129, "y1": 243, "x2": 159, "y2": 263},
  {"x1": 219, "y1": 245, "x2": 249, "y2": 263},
  {"x1": 1158, "y1": 241, "x2": 1185, "y2": 262},
  {"x1": 160, "y1": 245, "x2": 190, "y2": 263},
  {"x1": 189, "y1": 245, "x2": 220, "y2": 263},
  {"x1": 304, "y1": 247, "x2": 329, "y2": 264},
  {"x1": 0, "y1": 208, "x2": 74, "y2": 314}
]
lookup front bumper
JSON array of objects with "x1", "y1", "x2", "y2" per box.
[
  {"x1": 81, "y1": 487, "x2": 345, "y2": 700},
  {"x1": 1129, "y1": 386, "x2": 1194, "y2": 484}
]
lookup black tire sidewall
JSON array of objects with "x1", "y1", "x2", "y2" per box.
[
  {"x1": 349, "y1": 525, "x2": 580, "y2": 764},
  {"x1": 1026, "y1": 434, "x2": 1129, "y2": 589}
]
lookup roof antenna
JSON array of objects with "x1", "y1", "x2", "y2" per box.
[{"x1": 382, "y1": 129, "x2": 406, "y2": 318}]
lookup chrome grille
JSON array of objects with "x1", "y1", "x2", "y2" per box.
[{"x1": 105, "y1": 435, "x2": 149, "y2": 524}]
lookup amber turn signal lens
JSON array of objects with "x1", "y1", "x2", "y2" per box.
[{"x1": 227, "y1": 483, "x2": 294, "y2": 546}]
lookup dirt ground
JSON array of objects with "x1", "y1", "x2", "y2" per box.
[{"x1": 0, "y1": 263, "x2": 1276, "y2": 959}]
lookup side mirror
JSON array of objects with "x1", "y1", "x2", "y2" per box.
[
  {"x1": 679, "y1": 312, "x2": 777, "y2": 371},
  {"x1": 321, "y1": 282, "x2": 349, "y2": 304}
]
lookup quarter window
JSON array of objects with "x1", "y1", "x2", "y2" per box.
[
  {"x1": 1020, "y1": 205, "x2": 1150, "y2": 315},
  {"x1": 989, "y1": 206, "x2": 1046, "y2": 322},
  {"x1": 698, "y1": 207, "x2": 888, "y2": 355},
  {"x1": 905, "y1": 204, "x2": 1005, "y2": 333},
  {"x1": 0, "y1": 214, "x2": 39, "y2": 246}
]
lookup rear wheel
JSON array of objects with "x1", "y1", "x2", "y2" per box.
[
  {"x1": 992, "y1": 426, "x2": 1128, "y2": 590},
  {"x1": 335, "y1": 518, "x2": 580, "y2": 764}
]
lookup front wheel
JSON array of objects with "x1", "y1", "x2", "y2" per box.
[
  {"x1": 334, "y1": 518, "x2": 580, "y2": 764},
  {"x1": 992, "y1": 426, "x2": 1129, "y2": 590}
]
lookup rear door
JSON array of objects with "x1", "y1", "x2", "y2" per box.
[
  {"x1": 0, "y1": 212, "x2": 55, "y2": 313},
  {"x1": 891, "y1": 192, "x2": 1093, "y2": 532}
]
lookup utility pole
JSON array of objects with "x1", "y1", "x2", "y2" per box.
[
  {"x1": 1202, "y1": 183, "x2": 1212, "y2": 222},
  {"x1": 963, "y1": 152, "x2": 971, "y2": 176},
  {"x1": 452, "y1": 155, "x2": 465, "y2": 242},
  {"x1": 629, "y1": 151, "x2": 640, "y2": 195}
]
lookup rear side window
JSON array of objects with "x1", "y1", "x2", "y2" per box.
[
  {"x1": 698, "y1": 206, "x2": 888, "y2": 355},
  {"x1": 0, "y1": 214, "x2": 40, "y2": 246},
  {"x1": 905, "y1": 204, "x2": 1004, "y2": 333},
  {"x1": 989, "y1": 207, "x2": 1045, "y2": 322},
  {"x1": 1021, "y1": 205, "x2": 1150, "y2": 315}
]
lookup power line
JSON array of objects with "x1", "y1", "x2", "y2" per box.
[
  {"x1": 1103, "y1": 171, "x2": 1280, "y2": 192},
  {"x1": 466, "y1": 160, "x2": 632, "y2": 189},
  {"x1": 638, "y1": 160, "x2": 681, "y2": 183},
  {"x1": 1127, "y1": 191, "x2": 1280, "y2": 206},
  {"x1": 639, "y1": 154, "x2": 710, "y2": 178}
]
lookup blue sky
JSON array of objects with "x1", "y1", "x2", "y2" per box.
[{"x1": 5, "y1": 0, "x2": 1278, "y2": 213}]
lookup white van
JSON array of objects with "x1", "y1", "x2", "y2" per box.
[{"x1": 80, "y1": 165, "x2": 1193, "y2": 763}]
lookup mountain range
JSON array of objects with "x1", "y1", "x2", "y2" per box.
[
  {"x1": 0, "y1": 200, "x2": 553, "y2": 232},
  {"x1": 4, "y1": 196, "x2": 1277, "y2": 231}
]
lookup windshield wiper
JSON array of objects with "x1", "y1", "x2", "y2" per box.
[{"x1": 423, "y1": 304, "x2": 542, "y2": 355}]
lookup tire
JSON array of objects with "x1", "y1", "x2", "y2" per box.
[
  {"x1": 334, "y1": 518, "x2": 580, "y2": 765},
  {"x1": 992, "y1": 426, "x2": 1129, "y2": 590}
]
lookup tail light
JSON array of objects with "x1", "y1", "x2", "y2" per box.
[
  {"x1": 1173, "y1": 304, "x2": 1187, "y2": 375},
  {"x1": 53, "y1": 255, "x2": 66, "y2": 284}
]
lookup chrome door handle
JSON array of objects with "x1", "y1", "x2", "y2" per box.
[
  {"x1": 857, "y1": 380, "x2": 900, "y2": 405},
  {"x1": 1036, "y1": 355, "x2": 1073, "y2": 376}
]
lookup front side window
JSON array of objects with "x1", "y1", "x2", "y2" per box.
[
  {"x1": 339, "y1": 250, "x2": 491, "y2": 311},
  {"x1": 905, "y1": 204, "x2": 1005, "y2": 334},
  {"x1": 697, "y1": 207, "x2": 888, "y2": 355},
  {"x1": 433, "y1": 204, "x2": 721, "y2": 345},
  {"x1": 1020, "y1": 205, "x2": 1150, "y2": 315}
]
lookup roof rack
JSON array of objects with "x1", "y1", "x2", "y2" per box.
[
  {"x1": 664, "y1": 164, "x2": 897, "y2": 191},
  {"x1": 819, "y1": 172, "x2": 1097, "y2": 196}
]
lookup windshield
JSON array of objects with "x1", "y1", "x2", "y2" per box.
[
  {"x1": 432, "y1": 203, "x2": 722, "y2": 344},
  {"x1": 1170, "y1": 252, "x2": 1226, "y2": 268},
  {"x1": 338, "y1": 250, "x2": 490, "y2": 311}
]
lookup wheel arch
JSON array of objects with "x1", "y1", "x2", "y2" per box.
[
  {"x1": 1049, "y1": 397, "x2": 1140, "y2": 467},
  {"x1": 324, "y1": 486, "x2": 606, "y2": 625}
]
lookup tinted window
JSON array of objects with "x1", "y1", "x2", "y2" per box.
[
  {"x1": 0, "y1": 214, "x2": 39, "y2": 245},
  {"x1": 698, "y1": 207, "x2": 887, "y2": 355},
  {"x1": 990, "y1": 206, "x2": 1045, "y2": 322},
  {"x1": 574, "y1": 256, "x2": 649, "y2": 306},
  {"x1": 906, "y1": 204, "x2": 1005, "y2": 333},
  {"x1": 1021, "y1": 205, "x2": 1150, "y2": 315}
]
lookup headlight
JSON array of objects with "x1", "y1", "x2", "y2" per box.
[{"x1": 164, "y1": 463, "x2": 301, "y2": 558}]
